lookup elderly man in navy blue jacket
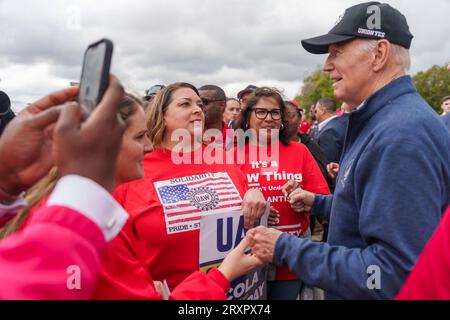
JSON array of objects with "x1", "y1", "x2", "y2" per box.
[{"x1": 248, "y1": 2, "x2": 450, "y2": 299}]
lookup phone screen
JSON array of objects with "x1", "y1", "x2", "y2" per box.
[{"x1": 79, "y1": 41, "x2": 110, "y2": 114}]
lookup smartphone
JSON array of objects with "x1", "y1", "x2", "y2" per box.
[{"x1": 78, "y1": 38, "x2": 113, "y2": 114}]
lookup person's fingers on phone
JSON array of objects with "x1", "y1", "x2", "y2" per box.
[
  {"x1": 26, "y1": 87, "x2": 79, "y2": 114},
  {"x1": 54, "y1": 102, "x2": 83, "y2": 139},
  {"x1": 90, "y1": 75, "x2": 125, "y2": 124},
  {"x1": 28, "y1": 106, "x2": 62, "y2": 130}
]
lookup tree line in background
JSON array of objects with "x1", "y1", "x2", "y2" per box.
[{"x1": 295, "y1": 64, "x2": 450, "y2": 119}]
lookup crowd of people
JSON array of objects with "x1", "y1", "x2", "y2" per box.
[{"x1": 0, "y1": 1, "x2": 449, "y2": 300}]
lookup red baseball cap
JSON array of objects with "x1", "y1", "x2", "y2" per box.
[{"x1": 289, "y1": 100, "x2": 304, "y2": 112}]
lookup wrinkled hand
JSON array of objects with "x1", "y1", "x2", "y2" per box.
[
  {"x1": 288, "y1": 187, "x2": 315, "y2": 213},
  {"x1": 281, "y1": 180, "x2": 298, "y2": 198},
  {"x1": 247, "y1": 226, "x2": 283, "y2": 263},
  {"x1": 0, "y1": 86, "x2": 78, "y2": 194},
  {"x1": 53, "y1": 76, "x2": 127, "y2": 192},
  {"x1": 242, "y1": 188, "x2": 266, "y2": 229},
  {"x1": 218, "y1": 235, "x2": 264, "y2": 282},
  {"x1": 268, "y1": 207, "x2": 279, "y2": 226},
  {"x1": 326, "y1": 162, "x2": 339, "y2": 179}
]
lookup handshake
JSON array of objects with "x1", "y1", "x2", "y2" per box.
[
  {"x1": 211, "y1": 180, "x2": 318, "y2": 282},
  {"x1": 268, "y1": 180, "x2": 316, "y2": 225},
  {"x1": 247, "y1": 180, "x2": 317, "y2": 265},
  {"x1": 282, "y1": 180, "x2": 316, "y2": 213}
]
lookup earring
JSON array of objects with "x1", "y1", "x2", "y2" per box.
[{"x1": 280, "y1": 124, "x2": 285, "y2": 130}]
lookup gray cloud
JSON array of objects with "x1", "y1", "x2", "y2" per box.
[{"x1": 1, "y1": 0, "x2": 449, "y2": 111}]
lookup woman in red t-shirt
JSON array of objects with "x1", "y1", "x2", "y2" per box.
[
  {"x1": 0, "y1": 91, "x2": 262, "y2": 300},
  {"x1": 93, "y1": 83, "x2": 266, "y2": 299},
  {"x1": 234, "y1": 87, "x2": 330, "y2": 300}
]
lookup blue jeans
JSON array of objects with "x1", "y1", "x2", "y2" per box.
[{"x1": 268, "y1": 279, "x2": 303, "y2": 300}]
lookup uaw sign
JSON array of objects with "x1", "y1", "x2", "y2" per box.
[{"x1": 199, "y1": 206, "x2": 270, "y2": 300}]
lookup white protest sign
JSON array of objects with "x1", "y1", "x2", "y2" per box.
[{"x1": 199, "y1": 204, "x2": 270, "y2": 300}]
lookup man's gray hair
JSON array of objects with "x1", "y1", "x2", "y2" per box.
[{"x1": 359, "y1": 39, "x2": 411, "y2": 73}]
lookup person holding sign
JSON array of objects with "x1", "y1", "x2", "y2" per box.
[
  {"x1": 94, "y1": 82, "x2": 266, "y2": 299},
  {"x1": 235, "y1": 87, "x2": 330, "y2": 300}
]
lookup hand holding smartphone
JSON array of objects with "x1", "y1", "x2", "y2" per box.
[{"x1": 78, "y1": 38, "x2": 113, "y2": 114}]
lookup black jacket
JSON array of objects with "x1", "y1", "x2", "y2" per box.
[{"x1": 314, "y1": 115, "x2": 348, "y2": 164}]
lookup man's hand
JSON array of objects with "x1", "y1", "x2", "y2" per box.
[
  {"x1": 246, "y1": 226, "x2": 283, "y2": 263},
  {"x1": 282, "y1": 180, "x2": 298, "y2": 198},
  {"x1": 242, "y1": 188, "x2": 266, "y2": 229},
  {"x1": 218, "y1": 235, "x2": 264, "y2": 282},
  {"x1": 0, "y1": 87, "x2": 78, "y2": 195},
  {"x1": 53, "y1": 76, "x2": 126, "y2": 192},
  {"x1": 288, "y1": 187, "x2": 315, "y2": 213},
  {"x1": 327, "y1": 162, "x2": 340, "y2": 179}
]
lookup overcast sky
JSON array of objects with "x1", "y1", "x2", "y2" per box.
[{"x1": 1, "y1": 0, "x2": 449, "y2": 111}]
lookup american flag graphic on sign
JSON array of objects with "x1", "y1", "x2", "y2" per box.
[{"x1": 154, "y1": 172, "x2": 243, "y2": 235}]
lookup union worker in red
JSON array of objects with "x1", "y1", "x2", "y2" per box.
[
  {"x1": 94, "y1": 83, "x2": 267, "y2": 299},
  {"x1": 236, "y1": 87, "x2": 330, "y2": 300}
]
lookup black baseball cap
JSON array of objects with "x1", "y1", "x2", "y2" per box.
[
  {"x1": 0, "y1": 91, "x2": 11, "y2": 113},
  {"x1": 301, "y1": 2, "x2": 413, "y2": 54},
  {"x1": 237, "y1": 85, "x2": 258, "y2": 100}
]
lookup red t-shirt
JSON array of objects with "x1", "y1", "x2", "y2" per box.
[
  {"x1": 396, "y1": 207, "x2": 450, "y2": 300},
  {"x1": 236, "y1": 141, "x2": 330, "y2": 280},
  {"x1": 103, "y1": 147, "x2": 247, "y2": 291}
]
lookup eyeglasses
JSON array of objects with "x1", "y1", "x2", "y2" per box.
[
  {"x1": 201, "y1": 98, "x2": 225, "y2": 106},
  {"x1": 252, "y1": 108, "x2": 281, "y2": 120}
]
